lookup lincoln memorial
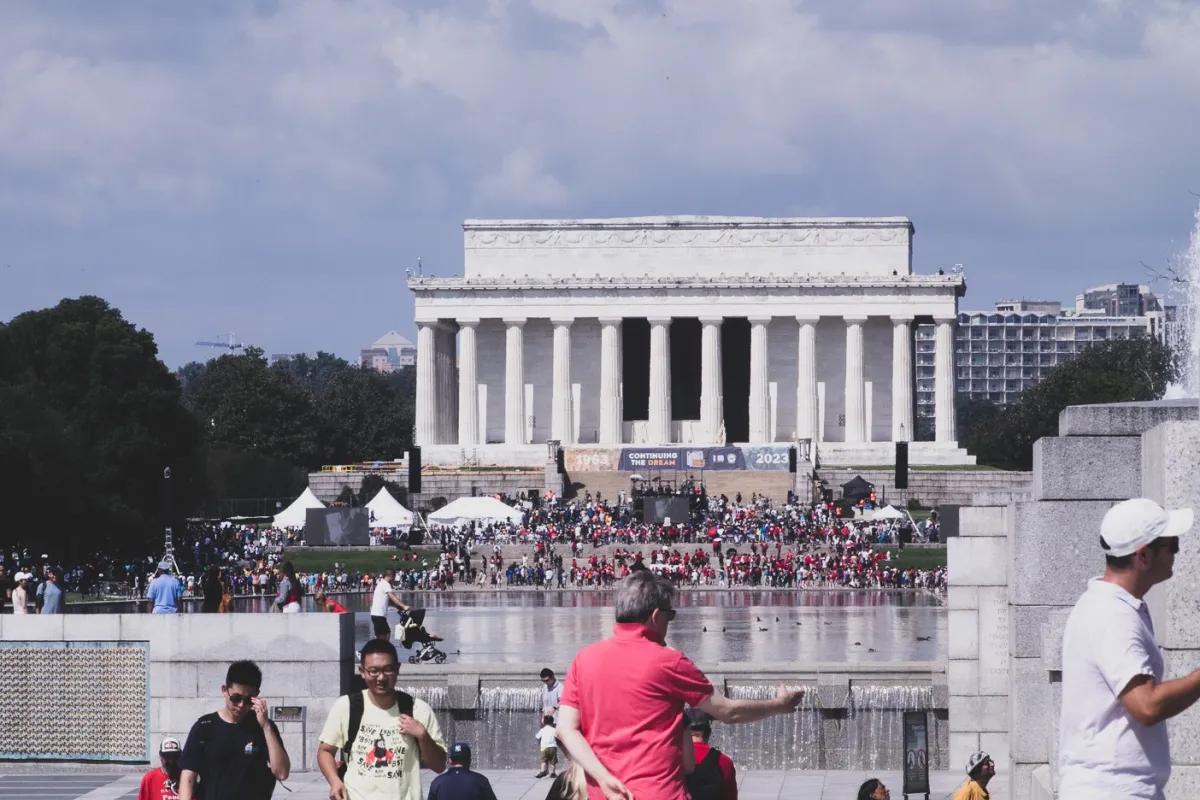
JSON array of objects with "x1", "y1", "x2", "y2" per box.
[{"x1": 408, "y1": 216, "x2": 974, "y2": 467}]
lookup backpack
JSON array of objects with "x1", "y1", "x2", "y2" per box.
[
  {"x1": 685, "y1": 748, "x2": 726, "y2": 800},
  {"x1": 338, "y1": 690, "x2": 415, "y2": 779}
]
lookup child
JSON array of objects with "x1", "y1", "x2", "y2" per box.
[{"x1": 535, "y1": 714, "x2": 559, "y2": 779}]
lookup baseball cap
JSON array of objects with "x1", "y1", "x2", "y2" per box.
[
  {"x1": 450, "y1": 743, "x2": 471, "y2": 761},
  {"x1": 1100, "y1": 498, "x2": 1194, "y2": 558},
  {"x1": 160, "y1": 737, "x2": 182, "y2": 754},
  {"x1": 13, "y1": 571, "x2": 29, "y2": 582},
  {"x1": 158, "y1": 560, "x2": 172, "y2": 571},
  {"x1": 685, "y1": 708, "x2": 713, "y2": 731},
  {"x1": 966, "y1": 750, "x2": 991, "y2": 775}
]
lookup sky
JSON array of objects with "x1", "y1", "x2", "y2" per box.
[{"x1": 2, "y1": 0, "x2": 1200, "y2": 367}]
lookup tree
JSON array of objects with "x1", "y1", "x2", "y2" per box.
[
  {"x1": 0, "y1": 297, "x2": 206, "y2": 558},
  {"x1": 360, "y1": 473, "x2": 408, "y2": 508},
  {"x1": 963, "y1": 336, "x2": 1176, "y2": 470}
]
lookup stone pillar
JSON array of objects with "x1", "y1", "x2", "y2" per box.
[
  {"x1": 551, "y1": 318, "x2": 574, "y2": 445},
  {"x1": 844, "y1": 316, "x2": 867, "y2": 443},
  {"x1": 796, "y1": 317, "x2": 819, "y2": 443},
  {"x1": 599, "y1": 318, "x2": 623, "y2": 444},
  {"x1": 749, "y1": 316, "x2": 771, "y2": 443},
  {"x1": 504, "y1": 318, "x2": 526, "y2": 445},
  {"x1": 699, "y1": 317, "x2": 724, "y2": 444},
  {"x1": 457, "y1": 319, "x2": 479, "y2": 446},
  {"x1": 935, "y1": 316, "x2": 957, "y2": 443},
  {"x1": 435, "y1": 324, "x2": 457, "y2": 444},
  {"x1": 415, "y1": 322, "x2": 438, "y2": 445},
  {"x1": 892, "y1": 315, "x2": 914, "y2": 443},
  {"x1": 648, "y1": 317, "x2": 672, "y2": 444}
]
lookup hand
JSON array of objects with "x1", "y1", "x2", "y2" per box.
[
  {"x1": 775, "y1": 687, "x2": 804, "y2": 712},
  {"x1": 598, "y1": 773, "x2": 634, "y2": 800},
  {"x1": 252, "y1": 696, "x2": 270, "y2": 728},
  {"x1": 328, "y1": 780, "x2": 348, "y2": 800},
  {"x1": 398, "y1": 713, "x2": 427, "y2": 739}
]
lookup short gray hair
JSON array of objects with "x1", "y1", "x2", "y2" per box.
[{"x1": 614, "y1": 571, "x2": 676, "y2": 623}]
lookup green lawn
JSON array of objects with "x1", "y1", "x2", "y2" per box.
[
  {"x1": 282, "y1": 548, "x2": 436, "y2": 575},
  {"x1": 874, "y1": 546, "x2": 947, "y2": 570}
]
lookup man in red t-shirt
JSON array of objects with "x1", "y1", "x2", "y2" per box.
[
  {"x1": 557, "y1": 571, "x2": 801, "y2": 800},
  {"x1": 138, "y1": 737, "x2": 182, "y2": 800},
  {"x1": 686, "y1": 709, "x2": 737, "y2": 800}
]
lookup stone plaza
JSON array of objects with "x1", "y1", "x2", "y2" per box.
[{"x1": 408, "y1": 215, "x2": 974, "y2": 467}]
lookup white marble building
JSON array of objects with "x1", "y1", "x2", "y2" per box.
[{"x1": 408, "y1": 216, "x2": 974, "y2": 466}]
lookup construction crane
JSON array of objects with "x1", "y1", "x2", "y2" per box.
[{"x1": 195, "y1": 331, "x2": 245, "y2": 352}]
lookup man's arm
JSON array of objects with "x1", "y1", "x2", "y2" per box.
[
  {"x1": 679, "y1": 719, "x2": 695, "y2": 776},
  {"x1": 317, "y1": 743, "x2": 348, "y2": 800},
  {"x1": 253, "y1": 701, "x2": 291, "y2": 780},
  {"x1": 398, "y1": 714, "x2": 446, "y2": 773},
  {"x1": 178, "y1": 770, "x2": 198, "y2": 800},
  {"x1": 697, "y1": 687, "x2": 803, "y2": 725},
  {"x1": 1121, "y1": 672, "x2": 1200, "y2": 727},
  {"x1": 387, "y1": 592, "x2": 409, "y2": 611},
  {"x1": 556, "y1": 705, "x2": 632, "y2": 800}
]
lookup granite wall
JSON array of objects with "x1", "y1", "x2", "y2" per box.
[{"x1": 948, "y1": 399, "x2": 1200, "y2": 800}]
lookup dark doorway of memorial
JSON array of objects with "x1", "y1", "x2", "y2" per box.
[{"x1": 721, "y1": 318, "x2": 750, "y2": 444}]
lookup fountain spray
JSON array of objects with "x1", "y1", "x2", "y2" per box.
[{"x1": 1165, "y1": 202, "x2": 1200, "y2": 399}]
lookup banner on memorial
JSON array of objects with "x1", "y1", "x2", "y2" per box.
[{"x1": 561, "y1": 445, "x2": 793, "y2": 472}]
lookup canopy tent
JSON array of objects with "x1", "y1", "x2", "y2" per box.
[
  {"x1": 427, "y1": 496, "x2": 523, "y2": 527},
  {"x1": 841, "y1": 475, "x2": 875, "y2": 501},
  {"x1": 366, "y1": 488, "x2": 414, "y2": 529},
  {"x1": 272, "y1": 488, "x2": 325, "y2": 529},
  {"x1": 873, "y1": 505, "x2": 906, "y2": 520}
]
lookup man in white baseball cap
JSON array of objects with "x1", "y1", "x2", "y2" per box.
[{"x1": 1059, "y1": 497, "x2": 1197, "y2": 799}]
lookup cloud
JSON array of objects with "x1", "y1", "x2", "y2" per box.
[{"x1": 1, "y1": 0, "x2": 1199, "y2": 365}]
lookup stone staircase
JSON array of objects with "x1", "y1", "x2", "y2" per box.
[{"x1": 563, "y1": 470, "x2": 794, "y2": 502}]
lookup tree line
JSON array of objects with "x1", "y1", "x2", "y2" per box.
[{"x1": 0, "y1": 297, "x2": 415, "y2": 559}]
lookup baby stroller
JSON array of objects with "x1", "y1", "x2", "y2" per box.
[{"x1": 398, "y1": 609, "x2": 447, "y2": 664}]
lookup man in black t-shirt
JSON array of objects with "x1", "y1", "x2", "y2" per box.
[{"x1": 179, "y1": 660, "x2": 290, "y2": 800}]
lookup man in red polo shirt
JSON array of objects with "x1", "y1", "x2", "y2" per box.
[{"x1": 557, "y1": 571, "x2": 802, "y2": 800}]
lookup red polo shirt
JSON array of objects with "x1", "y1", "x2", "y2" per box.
[{"x1": 561, "y1": 624, "x2": 714, "y2": 800}]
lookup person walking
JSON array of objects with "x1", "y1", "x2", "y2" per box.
[
  {"x1": 178, "y1": 660, "x2": 290, "y2": 800},
  {"x1": 200, "y1": 567, "x2": 224, "y2": 614},
  {"x1": 684, "y1": 710, "x2": 736, "y2": 800},
  {"x1": 556, "y1": 570, "x2": 802, "y2": 800},
  {"x1": 1059, "y1": 497, "x2": 1199, "y2": 799},
  {"x1": 535, "y1": 715, "x2": 559, "y2": 779},
  {"x1": 318, "y1": 638, "x2": 446, "y2": 800},
  {"x1": 370, "y1": 569, "x2": 410, "y2": 641},
  {"x1": 38, "y1": 568, "x2": 64, "y2": 614},
  {"x1": 11, "y1": 572, "x2": 29, "y2": 615},
  {"x1": 138, "y1": 737, "x2": 183, "y2": 800},
  {"x1": 951, "y1": 751, "x2": 994, "y2": 799},
  {"x1": 540, "y1": 668, "x2": 562, "y2": 724},
  {"x1": 147, "y1": 562, "x2": 183, "y2": 614},
  {"x1": 272, "y1": 561, "x2": 302, "y2": 613},
  {"x1": 428, "y1": 743, "x2": 498, "y2": 800}
]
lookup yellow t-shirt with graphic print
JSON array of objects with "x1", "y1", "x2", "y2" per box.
[{"x1": 320, "y1": 691, "x2": 446, "y2": 800}]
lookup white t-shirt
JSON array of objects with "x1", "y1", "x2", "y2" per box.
[
  {"x1": 536, "y1": 725, "x2": 558, "y2": 750},
  {"x1": 1059, "y1": 578, "x2": 1169, "y2": 799},
  {"x1": 371, "y1": 580, "x2": 394, "y2": 618},
  {"x1": 319, "y1": 690, "x2": 445, "y2": 800},
  {"x1": 540, "y1": 681, "x2": 563, "y2": 722}
]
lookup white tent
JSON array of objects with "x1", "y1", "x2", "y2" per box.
[
  {"x1": 427, "y1": 496, "x2": 523, "y2": 527},
  {"x1": 272, "y1": 488, "x2": 325, "y2": 529},
  {"x1": 366, "y1": 488, "x2": 414, "y2": 529},
  {"x1": 873, "y1": 505, "x2": 906, "y2": 520}
]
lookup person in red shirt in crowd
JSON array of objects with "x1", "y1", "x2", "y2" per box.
[
  {"x1": 685, "y1": 709, "x2": 737, "y2": 800},
  {"x1": 556, "y1": 571, "x2": 801, "y2": 800},
  {"x1": 138, "y1": 737, "x2": 182, "y2": 800},
  {"x1": 313, "y1": 591, "x2": 348, "y2": 613}
]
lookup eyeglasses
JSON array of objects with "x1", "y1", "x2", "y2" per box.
[
  {"x1": 1155, "y1": 537, "x2": 1181, "y2": 555},
  {"x1": 227, "y1": 692, "x2": 257, "y2": 706},
  {"x1": 364, "y1": 665, "x2": 400, "y2": 678}
]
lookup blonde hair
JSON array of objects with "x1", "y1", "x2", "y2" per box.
[{"x1": 556, "y1": 761, "x2": 588, "y2": 800}]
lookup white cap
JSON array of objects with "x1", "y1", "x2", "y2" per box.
[
  {"x1": 1100, "y1": 498, "x2": 1194, "y2": 558},
  {"x1": 13, "y1": 572, "x2": 30, "y2": 582}
]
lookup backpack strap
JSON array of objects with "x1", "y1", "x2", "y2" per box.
[
  {"x1": 344, "y1": 692, "x2": 365, "y2": 763},
  {"x1": 396, "y1": 690, "x2": 414, "y2": 718}
]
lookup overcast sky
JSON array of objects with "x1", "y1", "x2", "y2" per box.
[{"x1": 3, "y1": 0, "x2": 1199, "y2": 367}]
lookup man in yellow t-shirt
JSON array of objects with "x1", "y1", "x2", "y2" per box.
[
  {"x1": 318, "y1": 639, "x2": 447, "y2": 800},
  {"x1": 952, "y1": 751, "x2": 995, "y2": 800}
]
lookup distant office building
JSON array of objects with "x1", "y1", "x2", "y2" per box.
[
  {"x1": 360, "y1": 331, "x2": 417, "y2": 373},
  {"x1": 915, "y1": 284, "x2": 1172, "y2": 417}
]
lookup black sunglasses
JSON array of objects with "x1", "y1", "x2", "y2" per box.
[{"x1": 227, "y1": 692, "x2": 257, "y2": 706}]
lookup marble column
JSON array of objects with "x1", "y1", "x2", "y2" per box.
[
  {"x1": 844, "y1": 316, "x2": 867, "y2": 443},
  {"x1": 436, "y1": 325, "x2": 457, "y2": 444},
  {"x1": 796, "y1": 317, "x2": 819, "y2": 443},
  {"x1": 699, "y1": 317, "x2": 724, "y2": 444},
  {"x1": 599, "y1": 318, "x2": 623, "y2": 444},
  {"x1": 457, "y1": 319, "x2": 479, "y2": 446},
  {"x1": 749, "y1": 317, "x2": 771, "y2": 443},
  {"x1": 935, "y1": 316, "x2": 958, "y2": 442},
  {"x1": 891, "y1": 315, "x2": 914, "y2": 443},
  {"x1": 504, "y1": 318, "x2": 526, "y2": 445},
  {"x1": 551, "y1": 318, "x2": 574, "y2": 444},
  {"x1": 415, "y1": 322, "x2": 438, "y2": 446},
  {"x1": 648, "y1": 317, "x2": 672, "y2": 444}
]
